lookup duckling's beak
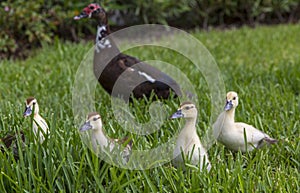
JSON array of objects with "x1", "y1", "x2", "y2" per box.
[
  {"x1": 224, "y1": 100, "x2": 233, "y2": 111},
  {"x1": 170, "y1": 109, "x2": 184, "y2": 119},
  {"x1": 80, "y1": 121, "x2": 92, "y2": 131},
  {"x1": 74, "y1": 11, "x2": 89, "y2": 20},
  {"x1": 23, "y1": 107, "x2": 32, "y2": 117}
]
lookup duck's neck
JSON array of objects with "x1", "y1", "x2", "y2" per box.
[
  {"x1": 182, "y1": 117, "x2": 197, "y2": 135},
  {"x1": 95, "y1": 24, "x2": 113, "y2": 53},
  {"x1": 32, "y1": 114, "x2": 49, "y2": 143},
  {"x1": 34, "y1": 114, "x2": 49, "y2": 130},
  {"x1": 93, "y1": 23, "x2": 120, "y2": 81},
  {"x1": 92, "y1": 128, "x2": 109, "y2": 150},
  {"x1": 225, "y1": 108, "x2": 235, "y2": 123}
]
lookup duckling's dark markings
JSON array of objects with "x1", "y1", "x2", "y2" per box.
[
  {"x1": 26, "y1": 96, "x2": 35, "y2": 104},
  {"x1": 184, "y1": 106, "x2": 194, "y2": 110},
  {"x1": 93, "y1": 117, "x2": 100, "y2": 121}
]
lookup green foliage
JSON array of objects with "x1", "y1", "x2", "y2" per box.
[
  {"x1": 0, "y1": 0, "x2": 80, "y2": 59},
  {"x1": 110, "y1": 0, "x2": 190, "y2": 25},
  {"x1": 187, "y1": 0, "x2": 300, "y2": 28},
  {"x1": 1, "y1": 0, "x2": 300, "y2": 59},
  {"x1": 1, "y1": 1, "x2": 48, "y2": 57},
  {"x1": 0, "y1": 24, "x2": 299, "y2": 192}
]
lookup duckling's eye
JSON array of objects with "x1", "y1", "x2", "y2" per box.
[
  {"x1": 233, "y1": 97, "x2": 236, "y2": 100},
  {"x1": 93, "y1": 117, "x2": 98, "y2": 121},
  {"x1": 185, "y1": 106, "x2": 193, "y2": 110}
]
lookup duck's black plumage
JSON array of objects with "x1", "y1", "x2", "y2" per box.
[{"x1": 74, "y1": 3, "x2": 181, "y2": 100}]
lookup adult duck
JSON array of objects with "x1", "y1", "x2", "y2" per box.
[{"x1": 74, "y1": 3, "x2": 181, "y2": 100}]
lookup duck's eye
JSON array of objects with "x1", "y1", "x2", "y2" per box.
[
  {"x1": 233, "y1": 97, "x2": 236, "y2": 100},
  {"x1": 184, "y1": 106, "x2": 191, "y2": 110},
  {"x1": 89, "y1": 6, "x2": 94, "y2": 9},
  {"x1": 93, "y1": 117, "x2": 98, "y2": 121}
]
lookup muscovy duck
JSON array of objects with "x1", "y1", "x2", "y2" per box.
[{"x1": 74, "y1": 3, "x2": 181, "y2": 100}]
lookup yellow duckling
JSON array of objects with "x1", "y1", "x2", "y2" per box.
[
  {"x1": 23, "y1": 97, "x2": 49, "y2": 143},
  {"x1": 79, "y1": 112, "x2": 132, "y2": 163},
  {"x1": 213, "y1": 91, "x2": 277, "y2": 152},
  {"x1": 170, "y1": 102, "x2": 211, "y2": 171}
]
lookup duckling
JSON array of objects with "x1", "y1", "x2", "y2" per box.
[
  {"x1": 170, "y1": 102, "x2": 211, "y2": 171},
  {"x1": 79, "y1": 112, "x2": 132, "y2": 163},
  {"x1": 0, "y1": 131, "x2": 25, "y2": 160},
  {"x1": 0, "y1": 97, "x2": 48, "y2": 159},
  {"x1": 213, "y1": 91, "x2": 277, "y2": 152},
  {"x1": 23, "y1": 97, "x2": 49, "y2": 143}
]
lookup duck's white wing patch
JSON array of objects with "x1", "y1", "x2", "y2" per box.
[{"x1": 137, "y1": 71, "x2": 156, "y2": 83}]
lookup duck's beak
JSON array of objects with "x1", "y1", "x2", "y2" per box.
[
  {"x1": 170, "y1": 109, "x2": 183, "y2": 119},
  {"x1": 224, "y1": 100, "x2": 233, "y2": 111},
  {"x1": 23, "y1": 107, "x2": 32, "y2": 117},
  {"x1": 74, "y1": 11, "x2": 89, "y2": 20},
  {"x1": 79, "y1": 121, "x2": 92, "y2": 131}
]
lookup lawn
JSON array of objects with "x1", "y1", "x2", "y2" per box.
[{"x1": 0, "y1": 24, "x2": 299, "y2": 192}]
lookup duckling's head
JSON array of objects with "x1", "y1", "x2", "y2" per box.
[
  {"x1": 23, "y1": 97, "x2": 39, "y2": 117},
  {"x1": 170, "y1": 102, "x2": 197, "y2": 119},
  {"x1": 74, "y1": 3, "x2": 107, "y2": 25},
  {"x1": 224, "y1": 91, "x2": 238, "y2": 111},
  {"x1": 80, "y1": 112, "x2": 103, "y2": 132}
]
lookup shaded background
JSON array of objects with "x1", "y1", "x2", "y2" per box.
[{"x1": 1, "y1": 0, "x2": 300, "y2": 59}]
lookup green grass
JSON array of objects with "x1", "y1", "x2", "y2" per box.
[{"x1": 0, "y1": 24, "x2": 299, "y2": 192}]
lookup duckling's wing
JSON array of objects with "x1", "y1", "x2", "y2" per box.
[
  {"x1": 35, "y1": 116, "x2": 49, "y2": 133},
  {"x1": 235, "y1": 122, "x2": 268, "y2": 145},
  {"x1": 110, "y1": 138, "x2": 132, "y2": 163}
]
